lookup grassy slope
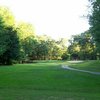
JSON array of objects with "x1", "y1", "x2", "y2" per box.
[
  {"x1": 68, "y1": 60, "x2": 100, "y2": 72},
  {"x1": 0, "y1": 61, "x2": 100, "y2": 100}
]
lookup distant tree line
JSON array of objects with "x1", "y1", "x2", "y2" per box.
[
  {"x1": 0, "y1": 1, "x2": 100, "y2": 65},
  {"x1": 67, "y1": 0, "x2": 100, "y2": 60},
  {"x1": 67, "y1": 31, "x2": 98, "y2": 60},
  {"x1": 0, "y1": 6, "x2": 67, "y2": 65}
]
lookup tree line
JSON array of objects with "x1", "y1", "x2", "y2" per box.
[
  {"x1": 0, "y1": 0, "x2": 100, "y2": 65},
  {"x1": 68, "y1": 31, "x2": 97, "y2": 60},
  {"x1": 64, "y1": 0, "x2": 100, "y2": 60},
  {"x1": 0, "y1": 6, "x2": 67, "y2": 64}
]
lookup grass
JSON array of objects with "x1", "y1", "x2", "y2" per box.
[
  {"x1": 0, "y1": 60, "x2": 100, "y2": 100},
  {"x1": 67, "y1": 60, "x2": 100, "y2": 72}
]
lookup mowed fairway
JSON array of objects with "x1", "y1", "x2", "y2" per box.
[{"x1": 0, "y1": 61, "x2": 100, "y2": 100}]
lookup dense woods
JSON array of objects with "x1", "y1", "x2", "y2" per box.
[{"x1": 0, "y1": 0, "x2": 100, "y2": 65}]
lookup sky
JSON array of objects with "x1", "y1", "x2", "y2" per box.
[{"x1": 0, "y1": 0, "x2": 90, "y2": 39}]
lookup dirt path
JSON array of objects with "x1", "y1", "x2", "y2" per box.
[{"x1": 62, "y1": 65, "x2": 100, "y2": 75}]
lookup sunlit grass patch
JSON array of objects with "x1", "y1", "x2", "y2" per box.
[{"x1": 68, "y1": 60, "x2": 100, "y2": 72}]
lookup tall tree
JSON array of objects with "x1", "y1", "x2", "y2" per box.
[
  {"x1": 0, "y1": 26, "x2": 20, "y2": 65},
  {"x1": 68, "y1": 31, "x2": 96, "y2": 60},
  {"x1": 0, "y1": 7, "x2": 20, "y2": 65},
  {"x1": 89, "y1": 0, "x2": 100, "y2": 53},
  {"x1": 16, "y1": 22, "x2": 36, "y2": 61}
]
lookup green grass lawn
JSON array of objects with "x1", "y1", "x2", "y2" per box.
[
  {"x1": 68, "y1": 60, "x2": 100, "y2": 72},
  {"x1": 0, "y1": 61, "x2": 100, "y2": 100}
]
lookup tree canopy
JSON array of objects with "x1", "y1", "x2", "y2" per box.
[
  {"x1": 0, "y1": 24, "x2": 19, "y2": 65},
  {"x1": 0, "y1": 6, "x2": 15, "y2": 26},
  {"x1": 0, "y1": 5, "x2": 99, "y2": 65},
  {"x1": 89, "y1": 0, "x2": 100, "y2": 53}
]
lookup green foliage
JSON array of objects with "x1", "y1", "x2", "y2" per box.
[
  {"x1": 61, "y1": 52, "x2": 70, "y2": 60},
  {"x1": 0, "y1": 6, "x2": 15, "y2": 26},
  {"x1": 68, "y1": 31, "x2": 96, "y2": 60},
  {"x1": 0, "y1": 7, "x2": 20, "y2": 65},
  {"x1": 0, "y1": 17, "x2": 7, "y2": 55},
  {"x1": 16, "y1": 22, "x2": 35, "y2": 40},
  {"x1": 0, "y1": 6, "x2": 68, "y2": 63},
  {"x1": 89, "y1": 0, "x2": 100, "y2": 53},
  {"x1": 27, "y1": 36, "x2": 68, "y2": 60},
  {"x1": 0, "y1": 26, "x2": 20, "y2": 65},
  {"x1": 16, "y1": 22, "x2": 36, "y2": 61}
]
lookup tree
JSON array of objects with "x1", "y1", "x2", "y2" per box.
[
  {"x1": 29, "y1": 35, "x2": 68, "y2": 60},
  {"x1": 16, "y1": 22, "x2": 35, "y2": 40},
  {"x1": 16, "y1": 22, "x2": 36, "y2": 61},
  {"x1": 89, "y1": 0, "x2": 100, "y2": 53},
  {"x1": 0, "y1": 7, "x2": 20, "y2": 65},
  {"x1": 0, "y1": 26, "x2": 20, "y2": 65},
  {"x1": 68, "y1": 31, "x2": 96, "y2": 60},
  {"x1": 78, "y1": 31, "x2": 96, "y2": 60},
  {"x1": 61, "y1": 52, "x2": 70, "y2": 60},
  {"x1": 0, "y1": 6, "x2": 15, "y2": 26}
]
